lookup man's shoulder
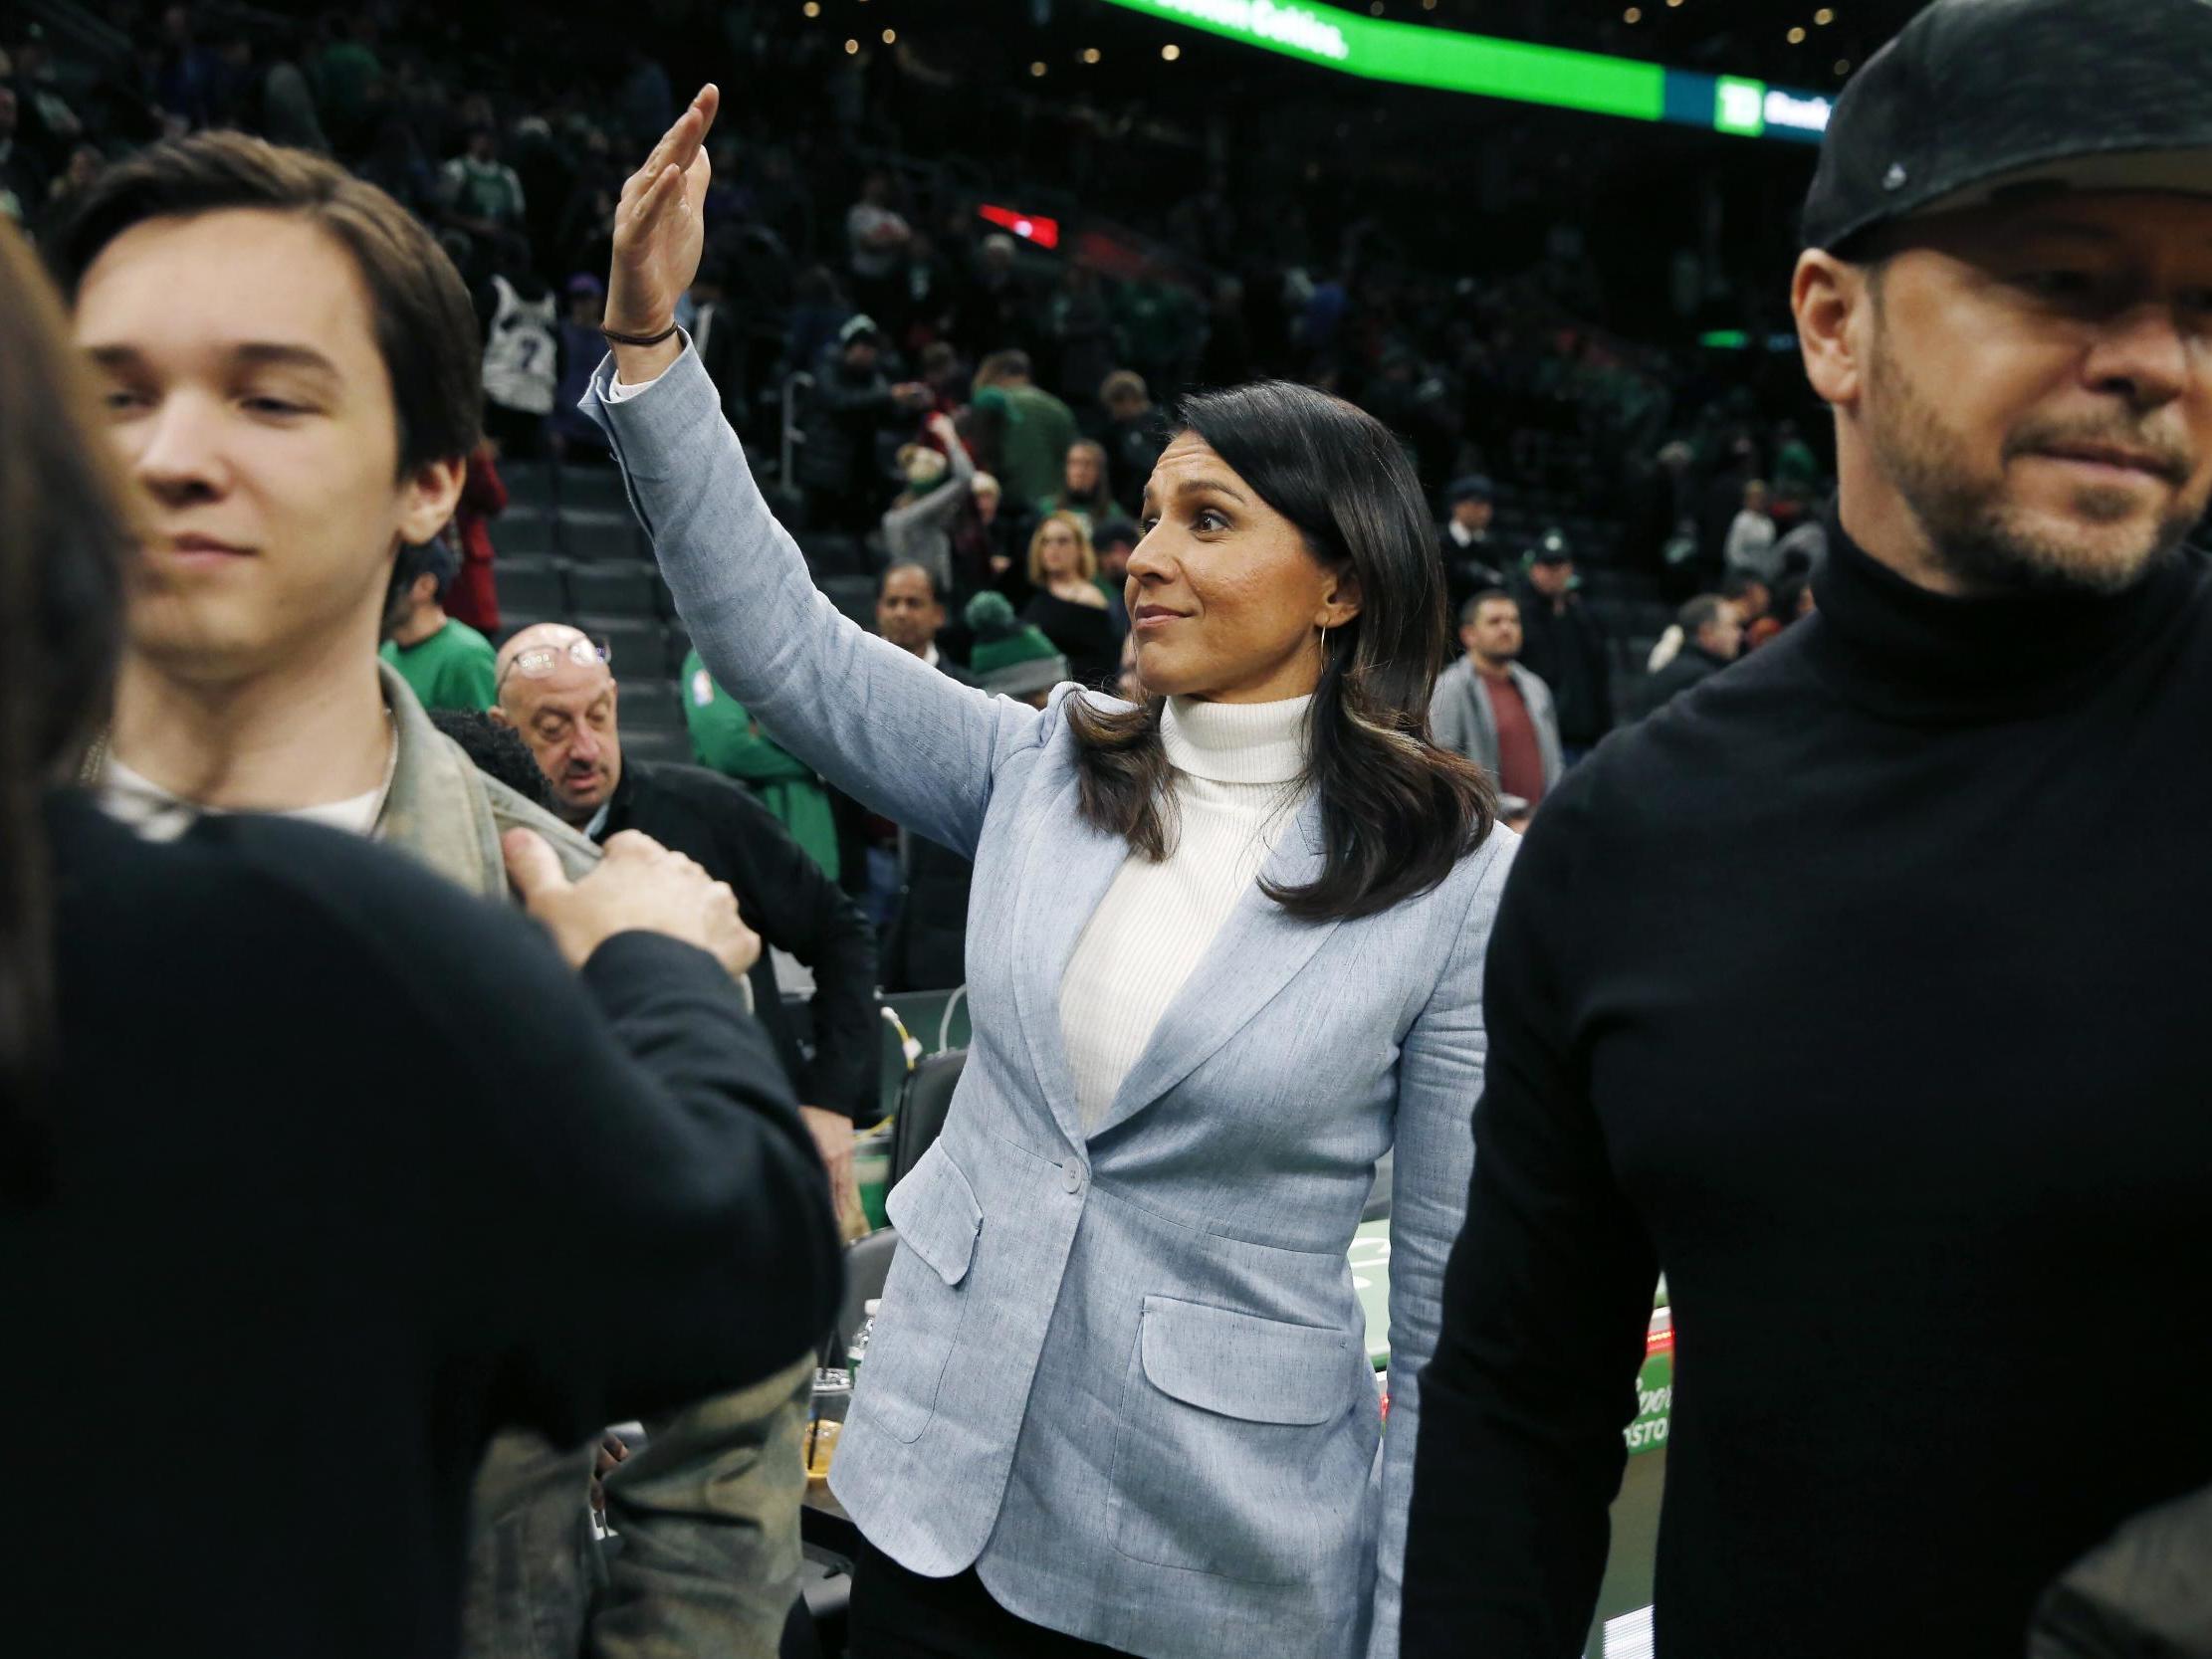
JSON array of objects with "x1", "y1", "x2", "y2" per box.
[
  {"x1": 481, "y1": 771, "x2": 600, "y2": 879},
  {"x1": 1016, "y1": 384, "x2": 1075, "y2": 421},
  {"x1": 626, "y1": 759, "x2": 776, "y2": 825},
  {"x1": 444, "y1": 618, "x2": 497, "y2": 659},
  {"x1": 620, "y1": 762, "x2": 803, "y2": 882},
  {"x1": 103, "y1": 795, "x2": 541, "y2": 972},
  {"x1": 1598, "y1": 633, "x2": 1822, "y2": 787},
  {"x1": 1433, "y1": 657, "x2": 1476, "y2": 694}
]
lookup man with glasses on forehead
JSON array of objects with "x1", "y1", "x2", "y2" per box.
[{"x1": 495, "y1": 622, "x2": 882, "y2": 1230}]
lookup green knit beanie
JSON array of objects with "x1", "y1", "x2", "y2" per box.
[{"x1": 964, "y1": 591, "x2": 1066, "y2": 696}]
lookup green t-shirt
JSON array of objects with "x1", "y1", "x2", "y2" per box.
[
  {"x1": 380, "y1": 618, "x2": 498, "y2": 714},
  {"x1": 996, "y1": 384, "x2": 1079, "y2": 514},
  {"x1": 680, "y1": 651, "x2": 841, "y2": 881}
]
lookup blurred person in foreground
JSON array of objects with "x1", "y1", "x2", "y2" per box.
[
  {"x1": 48, "y1": 131, "x2": 832, "y2": 1659},
  {"x1": 495, "y1": 622, "x2": 880, "y2": 1229},
  {"x1": 0, "y1": 211, "x2": 837, "y2": 1659},
  {"x1": 585, "y1": 88, "x2": 1511, "y2": 1659},
  {"x1": 1406, "y1": 2, "x2": 2212, "y2": 1652}
]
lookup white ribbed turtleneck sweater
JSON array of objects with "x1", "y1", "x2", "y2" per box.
[{"x1": 1059, "y1": 694, "x2": 1312, "y2": 1131}]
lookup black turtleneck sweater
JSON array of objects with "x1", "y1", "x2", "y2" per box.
[{"x1": 1403, "y1": 522, "x2": 2212, "y2": 1657}]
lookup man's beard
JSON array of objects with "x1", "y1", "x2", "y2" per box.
[{"x1": 1864, "y1": 330, "x2": 2199, "y2": 597}]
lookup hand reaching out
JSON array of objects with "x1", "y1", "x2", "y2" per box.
[{"x1": 504, "y1": 828, "x2": 761, "y2": 978}]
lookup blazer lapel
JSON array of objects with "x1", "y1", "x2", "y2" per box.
[
  {"x1": 1007, "y1": 773, "x2": 1133, "y2": 1150},
  {"x1": 1090, "y1": 792, "x2": 1343, "y2": 1141}
]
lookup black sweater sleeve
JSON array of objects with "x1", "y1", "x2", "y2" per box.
[
  {"x1": 1402, "y1": 772, "x2": 1659, "y2": 1656},
  {"x1": 710, "y1": 786, "x2": 882, "y2": 1125},
  {"x1": 76, "y1": 802, "x2": 842, "y2": 1454},
  {"x1": 449, "y1": 920, "x2": 841, "y2": 1444}
]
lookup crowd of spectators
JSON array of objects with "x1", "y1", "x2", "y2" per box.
[{"x1": 4, "y1": 0, "x2": 1834, "y2": 902}]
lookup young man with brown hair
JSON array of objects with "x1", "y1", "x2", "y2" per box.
[{"x1": 52, "y1": 130, "x2": 827, "y2": 1659}]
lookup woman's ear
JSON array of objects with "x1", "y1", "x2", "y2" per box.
[{"x1": 1320, "y1": 570, "x2": 1364, "y2": 629}]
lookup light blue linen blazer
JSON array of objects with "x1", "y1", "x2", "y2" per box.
[{"x1": 585, "y1": 349, "x2": 1512, "y2": 1659}]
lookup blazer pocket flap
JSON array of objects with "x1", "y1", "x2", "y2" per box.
[
  {"x1": 884, "y1": 1142, "x2": 982, "y2": 1287},
  {"x1": 1138, "y1": 1296, "x2": 1349, "y2": 1426}
]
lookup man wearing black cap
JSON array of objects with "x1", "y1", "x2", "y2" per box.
[
  {"x1": 1438, "y1": 474, "x2": 1505, "y2": 621},
  {"x1": 798, "y1": 311, "x2": 932, "y2": 532},
  {"x1": 1405, "y1": 2, "x2": 2212, "y2": 1654},
  {"x1": 1512, "y1": 527, "x2": 1614, "y2": 761}
]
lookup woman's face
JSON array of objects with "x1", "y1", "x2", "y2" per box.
[
  {"x1": 1064, "y1": 445, "x2": 1101, "y2": 496},
  {"x1": 1036, "y1": 518, "x2": 1082, "y2": 578},
  {"x1": 1130, "y1": 432, "x2": 1360, "y2": 703}
]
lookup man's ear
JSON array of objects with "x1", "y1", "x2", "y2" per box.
[
  {"x1": 396, "y1": 454, "x2": 469, "y2": 548},
  {"x1": 487, "y1": 703, "x2": 513, "y2": 729},
  {"x1": 1793, "y1": 249, "x2": 1872, "y2": 411}
]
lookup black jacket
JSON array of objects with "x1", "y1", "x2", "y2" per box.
[
  {"x1": 796, "y1": 341, "x2": 898, "y2": 494},
  {"x1": 1639, "y1": 642, "x2": 1731, "y2": 717},
  {"x1": 13, "y1": 794, "x2": 838, "y2": 1657},
  {"x1": 598, "y1": 759, "x2": 880, "y2": 1124},
  {"x1": 879, "y1": 652, "x2": 978, "y2": 993},
  {"x1": 1438, "y1": 530, "x2": 1506, "y2": 624},
  {"x1": 2030, "y1": 1483, "x2": 2212, "y2": 1658},
  {"x1": 1514, "y1": 586, "x2": 1614, "y2": 747}
]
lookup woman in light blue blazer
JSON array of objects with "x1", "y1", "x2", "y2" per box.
[{"x1": 588, "y1": 90, "x2": 1516, "y2": 1659}]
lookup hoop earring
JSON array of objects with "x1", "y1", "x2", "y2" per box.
[{"x1": 1318, "y1": 620, "x2": 1331, "y2": 659}]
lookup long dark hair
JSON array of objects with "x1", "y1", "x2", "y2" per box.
[
  {"x1": 0, "y1": 219, "x2": 132, "y2": 1199},
  {"x1": 1066, "y1": 380, "x2": 1495, "y2": 922}
]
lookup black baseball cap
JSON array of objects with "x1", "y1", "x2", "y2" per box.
[
  {"x1": 1528, "y1": 528, "x2": 1573, "y2": 566},
  {"x1": 1802, "y1": 0, "x2": 2212, "y2": 254}
]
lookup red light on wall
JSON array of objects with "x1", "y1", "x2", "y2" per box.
[{"x1": 977, "y1": 202, "x2": 1061, "y2": 250}]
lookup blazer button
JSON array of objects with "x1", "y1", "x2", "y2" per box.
[{"x1": 1061, "y1": 1163, "x2": 1083, "y2": 1195}]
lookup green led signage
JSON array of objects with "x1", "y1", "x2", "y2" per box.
[{"x1": 1096, "y1": 0, "x2": 1832, "y2": 145}]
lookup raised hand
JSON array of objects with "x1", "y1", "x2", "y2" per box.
[{"x1": 606, "y1": 85, "x2": 721, "y2": 375}]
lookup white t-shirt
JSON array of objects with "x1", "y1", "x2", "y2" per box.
[{"x1": 99, "y1": 755, "x2": 385, "y2": 843}]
